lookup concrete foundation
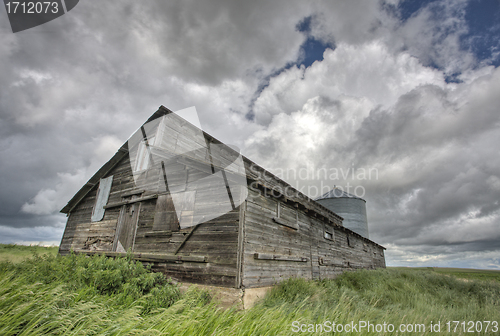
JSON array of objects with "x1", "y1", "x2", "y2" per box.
[{"x1": 177, "y1": 283, "x2": 273, "y2": 310}]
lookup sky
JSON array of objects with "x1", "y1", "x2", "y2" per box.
[{"x1": 1, "y1": 0, "x2": 499, "y2": 269}]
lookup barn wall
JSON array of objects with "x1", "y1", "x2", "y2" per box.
[
  {"x1": 59, "y1": 154, "x2": 137, "y2": 255},
  {"x1": 133, "y1": 200, "x2": 240, "y2": 287},
  {"x1": 310, "y1": 220, "x2": 385, "y2": 281},
  {"x1": 241, "y1": 187, "x2": 385, "y2": 288},
  {"x1": 60, "y1": 111, "x2": 243, "y2": 287},
  {"x1": 241, "y1": 192, "x2": 313, "y2": 288}
]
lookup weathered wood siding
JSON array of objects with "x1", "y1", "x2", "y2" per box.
[
  {"x1": 60, "y1": 106, "x2": 385, "y2": 290},
  {"x1": 311, "y1": 222, "x2": 386, "y2": 281},
  {"x1": 59, "y1": 110, "x2": 244, "y2": 287},
  {"x1": 59, "y1": 189, "x2": 122, "y2": 254},
  {"x1": 240, "y1": 161, "x2": 385, "y2": 288},
  {"x1": 241, "y1": 190, "x2": 313, "y2": 288}
]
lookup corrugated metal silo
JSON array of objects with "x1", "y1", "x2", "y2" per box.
[{"x1": 315, "y1": 188, "x2": 369, "y2": 239}]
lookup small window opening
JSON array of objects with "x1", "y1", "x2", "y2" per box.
[{"x1": 324, "y1": 225, "x2": 334, "y2": 241}]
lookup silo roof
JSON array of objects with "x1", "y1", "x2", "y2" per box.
[{"x1": 315, "y1": 188, "x2": 366, "y2": 201}]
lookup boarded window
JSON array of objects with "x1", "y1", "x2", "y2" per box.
[
  {"x1": 280, "y1": 202, "x2": 297, "y2": 223},
  {"x1": 273, "y1": 201, "x2": 299, "y2": 230},
  {"x1": 91, "y1": 176, "x2": 113, "y2": 222}
]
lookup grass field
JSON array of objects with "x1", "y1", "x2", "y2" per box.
[
  {"x1": 1, "y1": 244, "x2": 499, "y2": 335},
  {"x1": 390, "y1": 266, "x2": 500, "y2": 283},
  {"x1": 0, "y1": 244, "x2": 58, "y2": 263}
]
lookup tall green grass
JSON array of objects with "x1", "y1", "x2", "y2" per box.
[
  {"x1": 390, "y1": 266, "x2": 500, "y2": 283},
  {"x1": 0, "y1": 244, "x2": 58, "y2": 263},
  {"x1": 1, "y1": 253, "x2": 499, "y2": 335}
]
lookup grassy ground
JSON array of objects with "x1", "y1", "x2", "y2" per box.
[
  {"x1": 1, "y1": 246, "x2": 499, "y2": 335},
  {"x1": 0, "y1": 244, "x2": 58, "y2": 263},
  {"x1": 390, "y1": 266, "x2": 500, "y2": 283}
]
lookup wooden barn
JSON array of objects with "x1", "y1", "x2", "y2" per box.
[{"x1": 59, "y1": 106, "x2": 385, "y2": 289}]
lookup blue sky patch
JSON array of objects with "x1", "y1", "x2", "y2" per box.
[
  {"x1": 397, "y1": 0, "x2": 440, "y2": 22},
  {"x1": 463, "y1": 0, "x2": 500, "y2": 67},
  {"x1": 295, "y1": 15, "x2": 334, "y2": 67},
  {"x1": 296, "y1": 15, "x2": 313, "y2": 33},
  {"x1": 246, "y1": 16, "x2": 334, "y2": 120},
  {"x1": 298, "y1": 36, "x2": 333, "y2": 68},
  {"x1": 394, "y1": 0, "x2": 500, "y2": 74}
]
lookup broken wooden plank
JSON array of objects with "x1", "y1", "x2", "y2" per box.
[
  {"x1": 74, "y1": 250, "x2": 207, "y2": 263},
  {"x1": 143, "y1": 230, "x2": 173, "y2": 237},
  {"x1": 174, "y1": 224, "x2": 201, "y2": 254},
  {"x1": 272, "y1": 217, "x2": 299, "y2": 230},
  {"x1": 253, "y1": 252, "x2": 308, "y2": 262},
  {"x1": 104, "y1": 194, "x2": 158, "y2": 209},
  {"x1": 121, "y1": 189, "x2": 145, "y2": 197}
]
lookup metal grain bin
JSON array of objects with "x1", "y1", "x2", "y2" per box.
[{"x1": 315, "y1": 188, "x2": 369, "y2": 239}]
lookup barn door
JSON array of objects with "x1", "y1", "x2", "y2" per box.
[{"x1": 113, "y1": 201, "x2": 140, "y2": 253}]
